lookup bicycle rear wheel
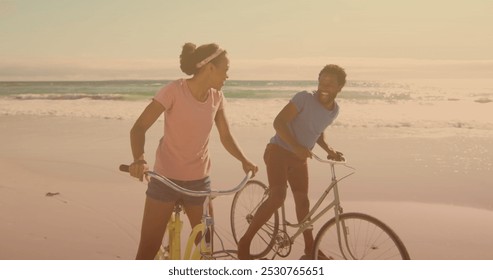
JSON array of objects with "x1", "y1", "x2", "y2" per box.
[
  {"x1": 313, "y1": 212, "x2": 410, "y2": 260},
  {"x1": 231, "y1": 180, "x2": 279, "y2": 259}
]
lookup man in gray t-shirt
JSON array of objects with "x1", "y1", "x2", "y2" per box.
[
  {"x1": 270, "y1": 90, "x2": 340, "y2": 152},
  {"x1": 239, "y1": 64, "x2": 347, "y2": 260}
]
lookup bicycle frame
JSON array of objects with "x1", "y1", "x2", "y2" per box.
[
  {"x1": 275, "y1": 155, "x2": 356, "y2": 258},
  {"x1": 184, "y1": 196, "x2": 213, "y2": 260},
  {"x1": 167, "y1": 203, "x2": 184, "y2": 260},
  {"x1": 145, "y1": 170, "x2": 252, "y2": 260},
  {"x1": 155, "y1": 200, "x2": 213, "y2": 260}
]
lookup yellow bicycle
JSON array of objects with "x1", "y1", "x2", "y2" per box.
[{"x1": 120, "y1": 164, "x2": 251, "y2": 260}]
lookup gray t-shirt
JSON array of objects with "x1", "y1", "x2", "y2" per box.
[{"x1": 270, "y1": 91, "x2": 339, "y2": 152}]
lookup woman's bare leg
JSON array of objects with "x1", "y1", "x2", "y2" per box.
[
  {"x1": 184, "y1": 203, "x2": 205, "y2": 244},
  {"x1": 136, "y1": 196, "x2": 174, "y2": 260}
]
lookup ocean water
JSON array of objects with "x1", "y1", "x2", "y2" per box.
[
  {"x1": 1, "y1": 79, "x2": 492, "y2": 102},
  {"x1": 1, "y1": 79, "x2": 490, "y2": 101},
  {"x1": 1, "y1": 79, "x2": 492, "y2": 137}
]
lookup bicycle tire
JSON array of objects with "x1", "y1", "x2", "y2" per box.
[
  {"x1": 313, "y1": 212, "x2": 410, "y2": 260},
  {"x1": 230, "y1": 180, "x2": 279, "y2": 259}
]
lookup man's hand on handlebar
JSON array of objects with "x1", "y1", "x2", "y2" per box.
[{"x1": 327, "y1": 150, "x2": 345, "y2": 162}]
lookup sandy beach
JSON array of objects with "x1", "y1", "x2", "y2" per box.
[{"x1": 1, "y1": 98, "x2": 492, "y2": 260}]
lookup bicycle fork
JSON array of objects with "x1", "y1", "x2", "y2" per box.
[
  {"x1": 333, "y1": 205, "x2": 358, "y2": 259},
  {"x1": 184, "y1": 222, "x2": 211, "y2": 259},
  {"x1": 331, "y1": 171, "x2": 357, "y2": 260}
]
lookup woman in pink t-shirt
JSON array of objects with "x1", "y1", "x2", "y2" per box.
[{"x1": 127, "y1": 42, "x2": 258, "y2": 259}]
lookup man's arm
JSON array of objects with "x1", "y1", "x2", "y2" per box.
[
  {"x1": 274, "y1": 102, "x2": 312, "y2": 160},
  {"x1": 316, "y1": 133, "x2": 344, "y2": 161}
]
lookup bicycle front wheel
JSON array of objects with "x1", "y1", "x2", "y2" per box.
[
  {"x1": 313, "y1": 212, "x2": 410, "y2": 260},
  {"x1": 231, "y1": 180, "x2": 279, "y2": 259}
]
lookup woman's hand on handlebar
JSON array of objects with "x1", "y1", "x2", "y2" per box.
[
  {"x1": 241, "y1": 159, "x2": 258, "y2": 178},
  {"x1": 129, "y1": 158, "x2": 149, "y2": 182}
]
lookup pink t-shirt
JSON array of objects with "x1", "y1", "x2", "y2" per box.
[{"x1": 153, "y1": 79, "x2": 225, "y2": 181}]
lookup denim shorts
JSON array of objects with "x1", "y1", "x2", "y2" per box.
[{"x1": 146, "y1": 176, "x2": 211, "y2": 205}]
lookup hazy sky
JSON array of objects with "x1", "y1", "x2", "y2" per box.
[{"x1": 1, "y1": 0, "x2": 492, "y2": 80}]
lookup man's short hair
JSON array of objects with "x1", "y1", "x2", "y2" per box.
[{"x1": 319, "y1": 64, "x2": 347, "y2": 87}]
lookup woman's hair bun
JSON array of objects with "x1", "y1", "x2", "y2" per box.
[{"x1": 180, "y1": 43, "x2": 198, "y2": 75}]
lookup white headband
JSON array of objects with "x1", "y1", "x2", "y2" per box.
[{"x1": 195, "y1": 48, "x2": 225, "y2": 68}]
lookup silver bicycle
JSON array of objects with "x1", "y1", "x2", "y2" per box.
[{"x1": 230, "y1": 154, "x2": 410, "y2": 260}]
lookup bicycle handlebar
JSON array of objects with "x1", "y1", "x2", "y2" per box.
[
  {"x1": 311, "y1": 153, "x2": 355, "y2": 170},
  {"x1": 311, "y1": 153, "x2": 346, "y2": 164},
  {"x1": 119, "y1": 164, "x2": 130, "y2": 172},
  {"x1": 119, "y1": 164, "x2": 252, "y2": 198}
]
